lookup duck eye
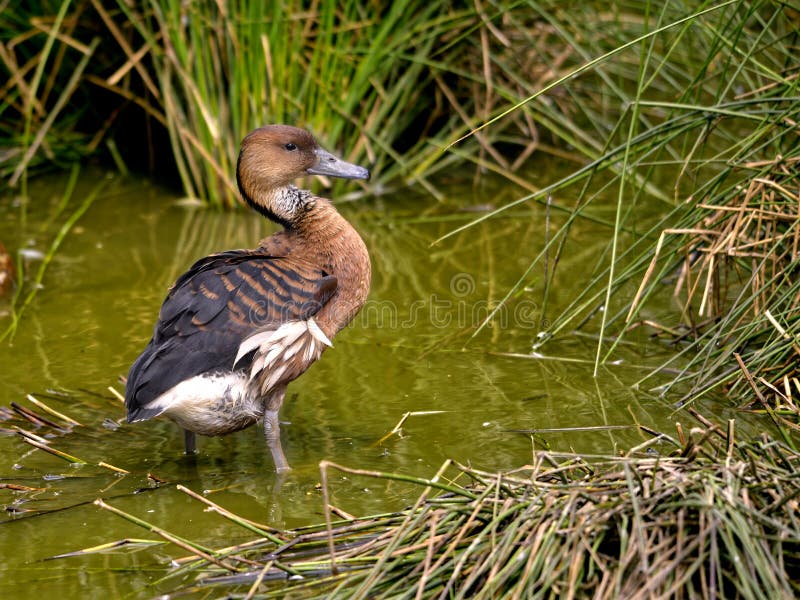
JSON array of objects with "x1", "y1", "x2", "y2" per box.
[{"x1": 284, "y1": 142, "x2": 297, "y2": 151}]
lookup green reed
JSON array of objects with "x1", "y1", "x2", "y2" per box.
[
  {"x1": 2, "y1": 1, "x2": 549, "y2": 203},
  {"x1": 440, "y1": 0, "x2": 800, "y2": 411}
]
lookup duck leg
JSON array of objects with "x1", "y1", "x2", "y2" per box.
[
  {"x1": 264, "y1": 410, "x2": 289, "y2": 472},
  {"x1": 264, "y1": 387, "x2": 290, "y2": 472},
  {"x1": 184, "y1": 430, "x2": 197, "y2": 455}
]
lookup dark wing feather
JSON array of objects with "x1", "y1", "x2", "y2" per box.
[{"x1": 126, "y1": 250, "x2": 337, "y2": 421}]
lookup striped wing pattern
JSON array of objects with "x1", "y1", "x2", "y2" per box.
[{"x1": 125, "y1": 250, "x2": 337, "y2": 421}]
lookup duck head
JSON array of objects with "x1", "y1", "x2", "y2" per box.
[{"x1": 236, "y1": 125, "x2": 369, "y2": 228}]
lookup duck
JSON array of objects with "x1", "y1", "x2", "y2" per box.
[
  {"x1": 0, "y1": 240, "x2": 14, "y2": 297},
  {"x1": 124, "y1": 125, "x2": 371, "y2": 472}
]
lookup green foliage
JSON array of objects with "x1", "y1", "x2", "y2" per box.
[
  {"x1": 109, "y1": 0, "x2": 479, "y2": 206},
  {"x1": 446, "y1": 0, "x2": 800, "y2": 406},
  {"x1": 0, "y1": 1, "x2": 97, "y2": 186},
  {"x1": 1, "y1": 1, "x2": 544, "y2": 203}
]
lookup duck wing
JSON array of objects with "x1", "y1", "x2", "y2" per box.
[{"x1": 125, "y1": 250, "x2": 337, "y2": 421}]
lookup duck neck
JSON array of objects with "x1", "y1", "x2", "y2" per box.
[{"x1": 270, "y1": 195, "x2": 371, "y2": 337}]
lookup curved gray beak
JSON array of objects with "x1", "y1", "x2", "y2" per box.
[{"x1": 308, "y1": 147, "x2": 370, "y2": 180}]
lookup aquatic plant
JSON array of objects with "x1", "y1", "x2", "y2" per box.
[
  {"x1": 94, "y1": 0, "x2": 572, "y2": 206},
  {"x1": 0, "y1": 164, "x2": 107, "y2": 343},
  {"x1": 1, "y1": 1, "x2": 547, "y2": 202},
  {"x1": 82, "y1": 413, "x2": 799, "y2": 598},
  {"x1": 443, "y1": 0, "x2": 800, "y2": 409},
  {"x1": 4, "y1": 385, "x2": 798, "y2": 597},
  {"x1": 0, "y1": 1, "x2": 101, "y2": 188}
]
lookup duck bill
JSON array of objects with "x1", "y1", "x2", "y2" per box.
[{"x1": 308, "y1": 148, "x2": 370, "y2": 180}]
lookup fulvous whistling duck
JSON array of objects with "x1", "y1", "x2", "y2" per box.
[
  {"x1": 125, "y1": 125, "x2": 371, "y2": 472},
  {"x1": 0, "y1": 240, "x2": 14, "y2": 297}
]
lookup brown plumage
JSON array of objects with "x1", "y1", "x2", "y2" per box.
[
  {"x1": 0, "y1": 240, "x2": 14, "y2": 297},
  {"x1": 125, "y1": 125, "x2": 371, "y2": 472}
]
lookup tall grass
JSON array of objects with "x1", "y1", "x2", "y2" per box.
[
  {"x1": 443, "y1": 0, "x2": 800, "y2": 406},
  {"x1": 2, "y1": 1, "x2": 554, "y2": 203},
  {"x1": 3, "y1": 1, "x2": 653, "y2": 202},
  {"x1": 101, "y1": 1, "x2": 470, "y2": 206},
  {"x1": 99, "y1": 0, "x2": 581, "y2": 206},
  {"x1": 0, "y1": 1, "x2": 100, "y2": 188}
]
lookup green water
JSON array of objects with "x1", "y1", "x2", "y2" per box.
[{"x1": 0, "y1": 167, "x2": 758, "y2": 596}]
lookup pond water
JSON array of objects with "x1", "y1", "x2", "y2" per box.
[{"x1": 0, "y1": 165, "x2": 765, "y2": 596}]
